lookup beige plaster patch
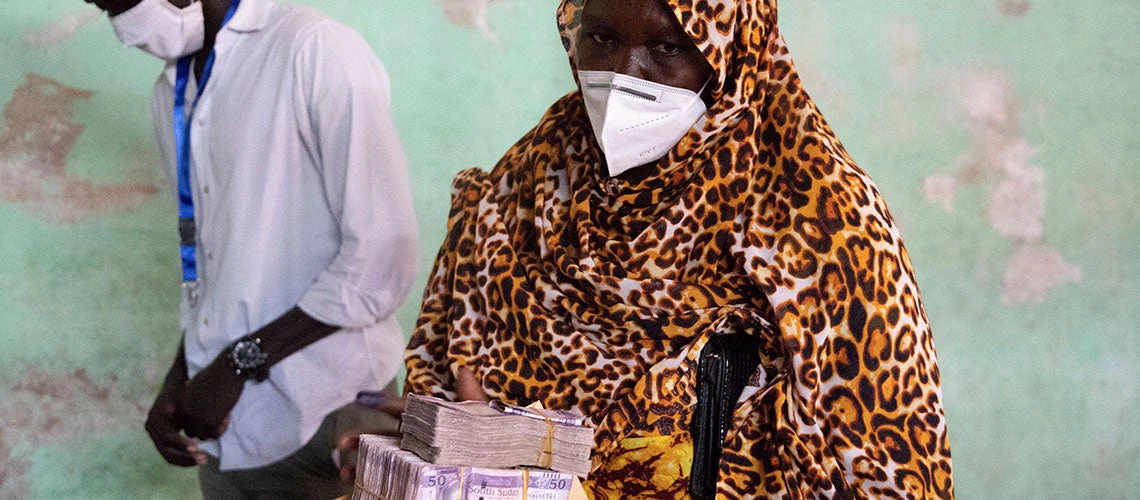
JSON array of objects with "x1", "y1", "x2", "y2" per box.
[
  {"x1": 23, "y1": 9, "x2": 103, "y2": 49},
  {"x1": 440, "y1": 0, "x2": 500, "y2": 41},
  {"x1": 0, "y1": 368, "x2": 145, "y2": 497},
  {"x1": 923, "y1": 67, "x2": 1079, "y2": 303}
]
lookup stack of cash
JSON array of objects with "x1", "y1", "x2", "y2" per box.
[
  {"x1": 352, "y1": 435, "x2": 576, "y2": 500},
  {"x1": 399, "y1": 394, "x2": 594, "y2": 478}
]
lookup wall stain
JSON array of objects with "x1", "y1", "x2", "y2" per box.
[
  {"x1": 922, "y1": 173, "x2": 957, "y2": 212},
  {"x1": 1002, "y1": 243, "x2": 1081, "y2": 303},
  {"x1": 997, "y1": 0, "x2": 1031, "y2": 18},
  {"x1": 440, "y1": 0, "x2": 500, "y2": 41},
  {"x1": 0, "y1": 368, "x2": 146, "y2": 496},
  {"x1": 0, "y1": 74, "x2": 160, "y2": 223},
  {"x1": 0, "y1": 430, "x2": 31, "y2": 499},
  {"x1": 23, "y1": 10, "x2": 103, "y2": 50},
  {"x1": 923, "y1": 67, "x2": 1080, "y2": 303}
]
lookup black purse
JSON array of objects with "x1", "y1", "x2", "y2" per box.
[{"x1": 690, "y1": 331, "x2": 762, "y2": 500}]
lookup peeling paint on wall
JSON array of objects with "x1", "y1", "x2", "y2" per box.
[
  {"x1": 987, "y1": 152, "x2": 1044, "y2": 240},
  {"x1": 923, "y1": 67, "x2": 1080, "y2": 303},
  {"x1": 1002, "y1": 243, "x2": 1081, "y2": 303},
  {"x1": 0, "y1": 429, "x2": 31, "y2": 499},
  {"x1": 23, "y1": 9, "x2": 103, "y2": 49},
  {"x1": 0, "y1": 74, "x2": 160, "y2": 223},
  {"x1": 0, "y1": 368, "x2": 145, "y2": 497},
  {"x1": 997, "y1": 0, "x2": 1031, "y2": 18},
  {"x1": 922, "y1": 172, "x2": 957, "y2": 211},
  {"x1": 440, "y1": 0, "x2": 500, "y2": 40}
]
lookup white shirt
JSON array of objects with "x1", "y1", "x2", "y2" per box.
[{"x1": 148, "y1": 0, "x2": 417, "y2": 471}]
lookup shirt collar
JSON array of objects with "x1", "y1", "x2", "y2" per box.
[
  {"x1": 224, "y1": 0, "x2": 271, "y2": 33},
  {"x1": 161, "y1": 0, "x2": 270, "y2": 85}
]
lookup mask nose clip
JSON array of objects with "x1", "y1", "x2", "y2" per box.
[{"x1": 610, "y1": 84, "x2": 658, "y2": 103}]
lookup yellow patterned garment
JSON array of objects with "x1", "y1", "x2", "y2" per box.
[{"x1": 406, "y1": 0, "x2": 953, "y2": 498}]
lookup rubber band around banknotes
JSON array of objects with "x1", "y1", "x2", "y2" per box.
[
  {"x1": 532, "y1": 408, "x2": 556, "y2": 469},
  {"x1": 353, "y1": 481, "x2": 389, "y2": 500}
]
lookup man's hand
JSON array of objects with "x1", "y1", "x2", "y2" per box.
[
  {"x1": 82, "y1": 0, "x2": 144, "y2": 16},
  {"x1": 338, "y1": 367, "x2": 488, "y2": 483},
  {"x1": 145, "y1": 386, "x2": 207, "y2": 467},
  {"x1": 174, "y1": 354, "x2": 244, "y2": 441},
  {"x1": 336, "y1": 393, "x2": 405, "y2": 483}
]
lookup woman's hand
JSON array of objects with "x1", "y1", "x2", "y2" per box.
[{"x1": 455, "y1": 366, "x2": 490, "y2": 402}]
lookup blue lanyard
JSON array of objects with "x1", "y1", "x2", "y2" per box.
[{"x1": 174, "y1": 0, "x2": 240, "y2": 284}]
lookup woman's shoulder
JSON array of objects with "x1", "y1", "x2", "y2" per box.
[{"x1": 472, "y1": 92, "x2": 585, "y2": 181}]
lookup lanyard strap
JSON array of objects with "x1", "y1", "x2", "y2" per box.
[{"x1": 174, "y1": 0, "x2": 241, "y2": 284}]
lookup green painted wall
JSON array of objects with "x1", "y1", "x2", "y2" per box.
[{"x1": 0, "y1": 0, "x2": 1135, "y2": 498}]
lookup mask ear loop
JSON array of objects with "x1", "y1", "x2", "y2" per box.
[{"x1": 694, "y1": 74, "x2": 715, "y2": 107}]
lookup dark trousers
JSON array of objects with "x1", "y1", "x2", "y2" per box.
[{"x1": 198, "y1": 403, "x2": 398, "y2": 500}]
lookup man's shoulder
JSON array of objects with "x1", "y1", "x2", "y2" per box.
[{"x1": 264, "y1": 1, "x2": 366, "y2": 49}]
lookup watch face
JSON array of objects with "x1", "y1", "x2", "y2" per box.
[{"x1": 232, "y1": 339, "x2": 267, "y2": 369}]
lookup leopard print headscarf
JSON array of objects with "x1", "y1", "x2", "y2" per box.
[{"x1": 406, "y1": 0, "x2": 953, "y2": 497}]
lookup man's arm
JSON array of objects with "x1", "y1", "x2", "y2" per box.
[
  {"x1": 174, "y1": 21, "x2": 418, "y2": 441},
  {"x1": 174, "y1": 308, "x2": 339, "y2": 440},
  {"x1": 291, "y1": 21, "x2": 419, "y2": 330}
]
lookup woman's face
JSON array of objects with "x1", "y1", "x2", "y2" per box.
[{"x1": 576, "y1": 0, "x2": 714, "y2": 95}]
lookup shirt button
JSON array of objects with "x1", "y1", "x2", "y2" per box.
[
  {"x1": 207, "y1": 251, "x2": 215, "y2": 261},
  {"x1": 203, "y1": 317, "x2": 210, "y2": 326},
  {"x1": 203, "y1": 185, "x2": 210, "y2": 195}
]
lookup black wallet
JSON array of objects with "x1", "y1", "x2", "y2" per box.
[{"x1": 690, "y1": 332, "x2": 762, "y2": 499}]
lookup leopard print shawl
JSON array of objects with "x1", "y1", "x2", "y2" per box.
[{"x1": 406, "y1": 1, "x2": 953, "y2": 497}]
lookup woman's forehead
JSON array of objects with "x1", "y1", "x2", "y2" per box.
[{"x1": 579, "y1": 0, "x2": 691, "y2": 36}]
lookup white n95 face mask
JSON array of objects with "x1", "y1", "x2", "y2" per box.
[
  {"x1": 578, "y1": 70, "x2": 709, "y2": 178},
  {"x1": 110, "y1": 0, "x2": 205, "y2": 61}
]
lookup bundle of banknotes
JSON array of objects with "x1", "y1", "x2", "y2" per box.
[
  {"x1": 351, "y1": 394, "x2": 595, "y2": 500},
  {"x1": 399, "y1": 394, "x2": 594, "y2": 478},
  {"x1": 352, "y1": 435, "x2": 577, "y2": 500}
]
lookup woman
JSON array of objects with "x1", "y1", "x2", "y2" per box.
[{"x1": 405, "y1": 0, "x2": 953, "y2": 497}]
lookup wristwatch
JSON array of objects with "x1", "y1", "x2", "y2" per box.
[{"x1": 229, "y1": 336, "x2": 270, "y2": 382}]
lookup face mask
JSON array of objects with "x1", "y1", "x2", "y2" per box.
[
  {"x1": 110, "y1": 0, "x2": 205, "y2": 60},
  {"x1": 578, "y1": 70, "x2": 709, "y2": 178}
]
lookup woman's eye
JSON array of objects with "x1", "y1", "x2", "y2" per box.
[
  {"x1": 590, "y1": 33, "x2": 615, "y2": 45},
  {"x1": 655, "y1": 43, "x2": 683, "y2": 56}
]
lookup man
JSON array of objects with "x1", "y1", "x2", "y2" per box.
[{"x1": 84, "y1": 0, "x2": 418, "y2": 497}]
